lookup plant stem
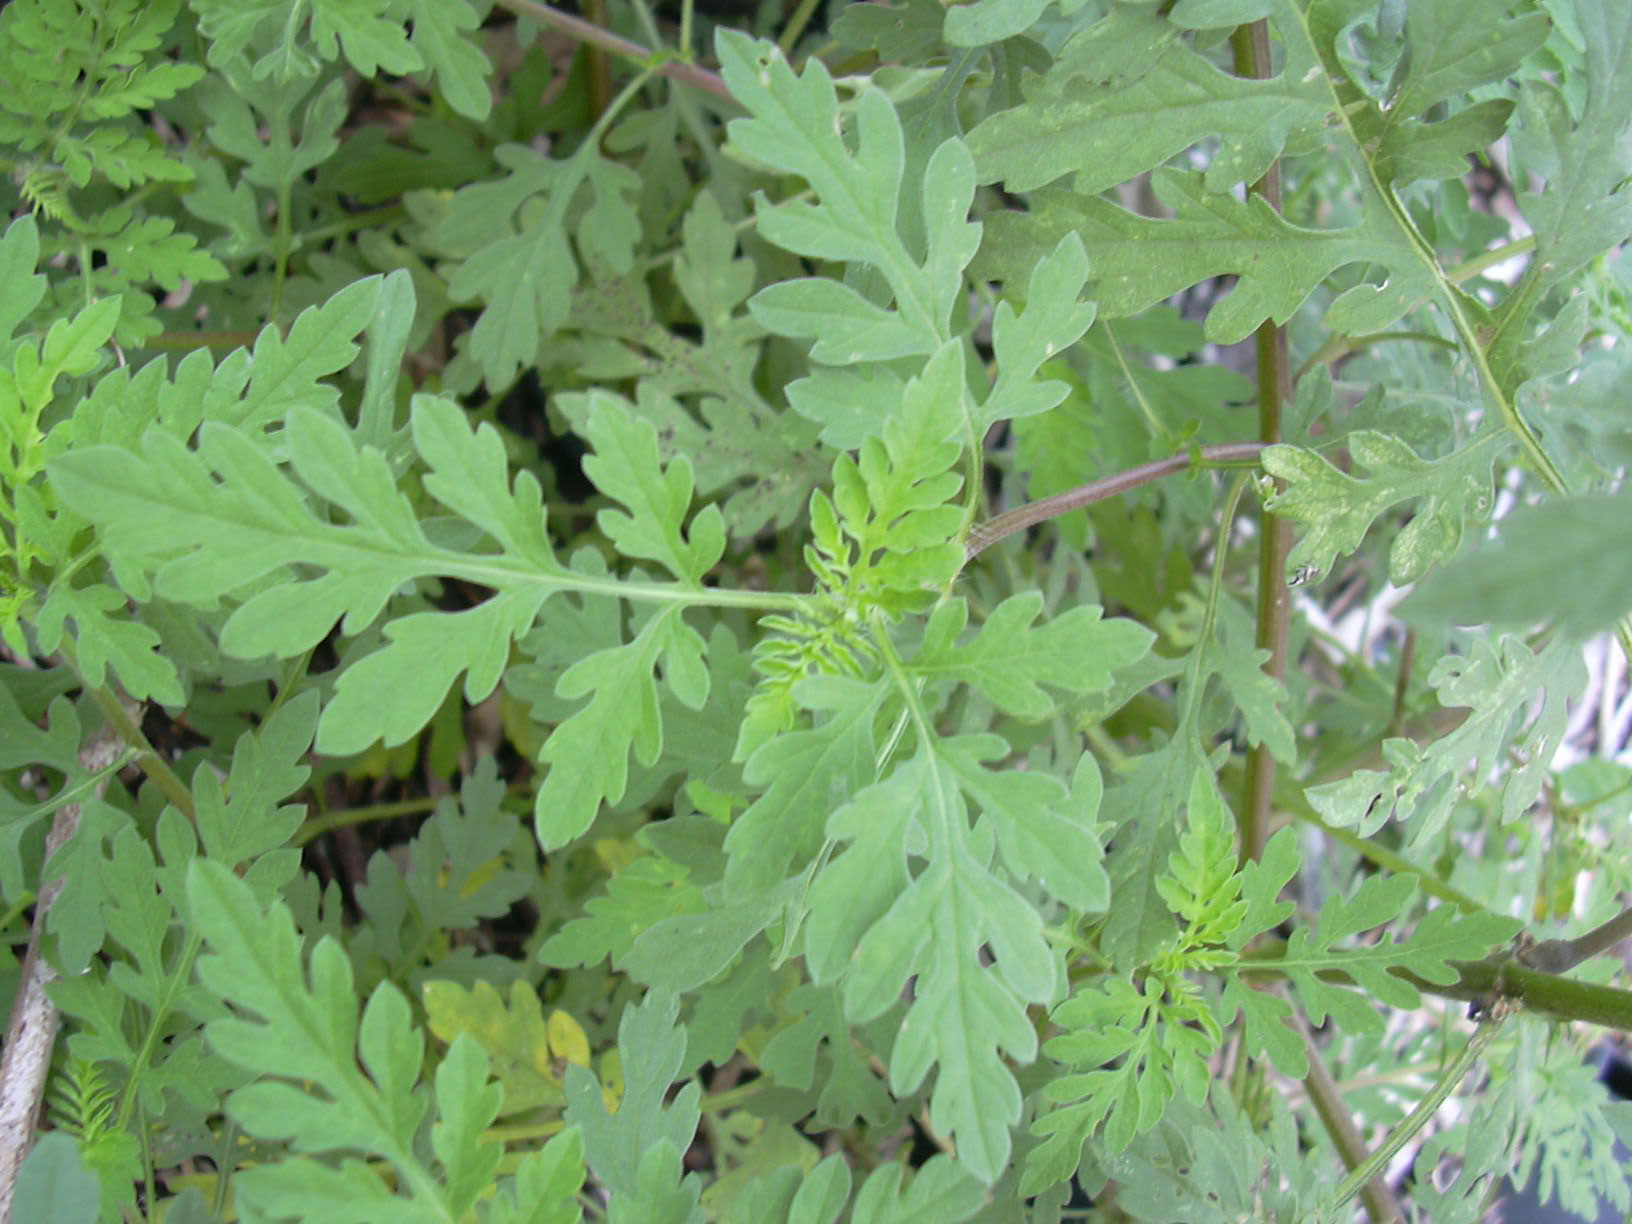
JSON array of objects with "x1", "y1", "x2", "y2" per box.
[
  {"x1": 1233, "y1": 13, "x2": 1292, "y2": 869},
  {"x1": 1333, "y1": 1014, "x2": 1504, "y2": 1211},
  {"x1": 56, "y1": 637, "x2": 196, "y2": 822},
  {"x1": 1292, "y1": 805, "x2": 1486, "y2": 913},
  {"x1": 1296, "y1": 1012, "x2": 1405, "y2": 1224},
  {"x1": 1520, "y1": 903, "x2": 1632, "y2": 974},
  {"x1": 778, "y1": 0, "x2": 825, "y2": 55},
  {"x1": 582, "y1": 0, "x2": 613, "y2": 116},
  {"x1": 1446, "y1": 235, "x2": 1536, "y2": 284},
  {"x1": 1241, "y1": 945, "x2": 1632, "y2": 1031},
  {"x1": 497, "y1": 0, "x2": 735, "y2": 102},
  {"x1": 961, "y1": 442, "x2": 1265, "y2": 562}
]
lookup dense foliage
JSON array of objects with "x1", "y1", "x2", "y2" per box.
[{"x1": 3, "y1": 0, "x2": 1632, "y2": 1220}]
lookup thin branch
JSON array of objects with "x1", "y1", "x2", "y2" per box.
[
  {"x1": 1519, "y1": 904, "x2": 1632, "y2": 975},
  {"x1": 496, "y1": 0, "x2": 735, "y2": 102},
  {"x1": 961, "y1": 442, "x2": 1266, "y2": 562},
  {"x1": 81, "y1": 680, "x2": 194, "y2": 822}
]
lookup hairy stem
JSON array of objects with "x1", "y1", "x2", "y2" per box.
[
  {"x1": 498, "y1": 0, "x2": 734, "y2": 101},
  {"x1": 961, "y1": 442, "x2": 1265, "y2": 562}
]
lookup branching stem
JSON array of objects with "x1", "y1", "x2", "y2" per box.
[{"x1": 1520, "y1": 904, "x2": 1632, "y2": 975}]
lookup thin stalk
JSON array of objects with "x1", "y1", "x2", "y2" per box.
[
  {"x1": 1293, "y1": 330, "x2": 1457, "y2": 383},
  {"x1": 583, "y1": 0, "x2": 612, "y2": 116},
  {"x1": 496, "y1": 0, "x2": 735, "y2": 102},
  {"x1": 1102, "y1": 321, "x2": 1167, "y2": 437},
  {"x1": 294, "y1": 794, "x2": 443, "y2": 846},
  {"x1": 1292, "y1": 806, "x2": 1486, "y2": 914},
  {"x1": 57, "y1": 638, "x2": 195, "y2": 822},
  {"x1": 1333, "y1": 1015, "x2": 1504, "y2": 1211},
  {"x1": 778, "y1": 0, "x2": 825, "y2": 55},
  {"x1": 1446, "y1": 235, "x2": 1536, "y2": 284},
  {"x1": 1387, "y1": 628, "x2": 1416, "y2": 736},
  {"x1": 961, "y1": 442, "x2": 1265, "y2": 563}
]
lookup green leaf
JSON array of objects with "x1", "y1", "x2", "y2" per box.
[
  {"x1": 193, "y1": 689, "x2": 318, "y2": 867},
  {"x1": 1099, "y1": 738, "x2": 1200, "y2": 970},
  {"x1": 581, "y1": 394, "x2": 725, "y2": 586},
  {"x1": 726, "y1": 674, "x2": 887, "y2": 897},
  {"x1": 1400, "y1": 489, "x2": 1632, "y2": 636},
  {"x1": 200, "y1": 67, "x2": 347, "y2": 192},
  {"x1": 91, "y1": 211, "x2": 226, "y2": 291},
  {"x1": 849, "y1": 1157, "x2": 984, "y2": 1224},
  {"x1": 0, "y1": 214, "x2": 46, "y2": 345},
  {"x1": 1356, "y1": 0, "x2": 1546, "y2": 185},
  {"x1": 966, "y1": 5, "x2": 1328, "y2": 194},
  {"x1": 191, "y1": 0, "x2": 420, "y2": 79},
  {"x1": 12, "y1": 1134, "x2": 100, "y2": 1224},
  {"x1": 943, "y1": 739, "x2": 1109, "y2": 914},
  {"x1": 188, "y1": 858, "x2": 513, "y2": 1221},
  {"x1": 540, "y1": 851, "x2": 705, "y2": 970},
  {"x1": 732, "y1": 1154, "x2": 848, "y2": 1224},
  {"x1": 622, "y1": 879, "x2": 798, "y2": 993},
  {"x1": 718, "y1": 30, "x2": 979, "y2": 357},
  {"x1": 348, "y1": 784, "x2": 533, "y2": 987},
  {"x1": 321, "y1": 589, "x2": 551, "y2": 755},
  {"x1": 1155, "y1": 768, "x2": 1244, "y2": 944},
  {"x1": 976, "y1": 233, "x2": 1097, "y2": 432},
  {"x1": 1206, "y1": 595, "x2": 1296, "y2": 764},
  {"x1": 535, "y1": 601, "x2": 710, "y2": 848},
  {"x1": 32, "y1": 581, "x2": 182, "y2": 706},
  {"x1": 1492, "y1": 3, "x2": 1632, "y2": 377},
  {"x1": 486, "y1": 1129, "x2": 586, "y2": 1224},
  {"x1": 909, "y1": 592, "x2": 1153, "y2": 720},
  {"x1": 0, "y1": 689, "x2": 86, "y2": 895},
  {"x1": 608, "y1": 1142, "x2": 704, "y2": 1224},
  {"x1": 1308, "y1": 634, "x2": 1585, "y2": 845},
  {"x1": 1028, "y1": 971, "x2": 1218, "y2": 1185},
  {"x1": 833, "y1": 0, "x2": 946, "y2": 60},
  {"x1": 1270, "y1": 879, "x2": 1520, "y2": 1033},
  {"x1": 810, "y1": 747, "x2": 1056, "y2": 1183},
  {"x1": 41, "y1": 799, "x2": 130, "y2": 975},
  {"x1": 431, "y1": 1035, "x2": 506, "y2": 1214},
  {"x1": 759, "y1": 985, "x2": 896, "y2": 1128},
  {"x1": 976, "y1": 172, "x2": 1435, "y2": 344},
  {"x1": 1264, "y1": 429, "x2": 1506, "y2": 586},
  {"x1": 563, "y1": 991, "x2": 701, "y2": 1201},
  {"x1": 435, "y1": 142, "x2": 641, "y2": 390}
]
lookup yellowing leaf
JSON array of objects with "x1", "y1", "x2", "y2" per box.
[
  {"x1": 546, "y1": 1009, "x2": 591, "y2": 1068},
  {"x1": 422, "y1": 980, "x2": 565, "y2": 1116}
]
